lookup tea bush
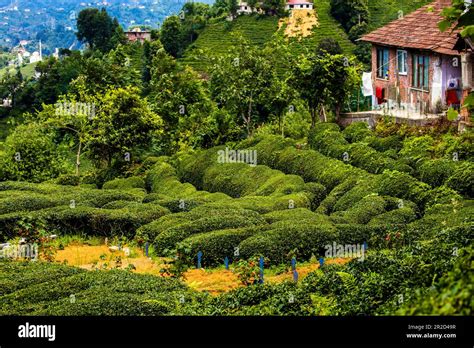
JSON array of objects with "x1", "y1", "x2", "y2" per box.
[
  {"x1": 239, "y1": 219, "x2": 337, "y2": 265},
  {"x1": 181, "y1": 226, "x2": 266, "y2": 267},
  {"x1": 418, "y1": 159, "x2": 456, "y2": 187},
  {"x1": 154, "y1": 210, "x2": 266, "y2": 254},
  {"x1": 102, "y1": 176, "x2": 146, "y2": 190},
  {"x1": 445, "y1": 161, "x2": 474, "y2": 198}
]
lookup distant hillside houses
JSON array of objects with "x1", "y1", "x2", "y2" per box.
[{"x1": 237, "y1": 0, "x2": 313, "y2": 14}]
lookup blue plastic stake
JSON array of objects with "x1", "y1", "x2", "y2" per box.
[
  {"x1": 291, "y1": 257, "x2": 296, "y2": 271},
  {"x1": 197, "y1": 251, "x2": 203, "y2": 269},
  {"x1": 259, "y1": 257, "x2": 264, "y2": 284},
  {"x1": 224, "y1": 257, "x2": 229, "y2": 270},
  {"x1": 319, "y1": 257, "x2": 324, "y2": 268},
  {"x1": 293, "y1": 270, "x2": 298, "y2": 282},
  {"x1": 145, "y1": 242, "x2": 149, "y2": 257},
  {"x1": 363, "y1": 241, "x2": 368, "y2": 251}
]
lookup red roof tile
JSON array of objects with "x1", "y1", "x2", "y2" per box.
[{"x1": 360, "y1": 0, "x2": 460, "y2": 56}]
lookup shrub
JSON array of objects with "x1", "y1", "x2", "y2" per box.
[
  {"x1": 54, "y1": 174, "x2": 81, "y2": 186},
  {"x1": 335, "y1": 224, "x2": 390, "y2": 246},
  {"x1": 366, "y1": 135, "x2": 403, "y2": 152},
  {"x1": 43, "y1": 204, "x2": 169, "y2": 238},
  {"x1": 154, "y1": 211, "x2": 266, "y2": 254},
  {"x1": 181, "y1": 226, "x2": 266, "y2": 267},
  {"x1": 263, "y1": 208, "x2": 319, "y2": 224},
  {"x1": 446, "y1": 162, "x2": 474, "y2": 197},
  {"x1": 275, "y1": 147, "x2": 361, "y2": 191},
  {"x1": 308, "y1": 124, "x2": 348, "y2": 159},
  {"x1": 374, "y1": 170, "x2": 432, "y2": 208},
  {"x1": 331, "y1": 177, "x2": 378, "y2": 212},
  {"x1": 368, "y1": 207, "x2": 417, "y2": 226},
  {"x1": 239, "y1": 220, "x2": 337, "y2": 265},
  {"x1": 418, "y1": 159, "x2": 457, "y2": 187},
  {"x1": 102, "y1": 176, "x2": 146, "y2": 190},
  {"x1": 336, "y1": 195, "x2": 387, "y2": 224},
  {"x1": 0, "y1": 193, "x2": 65, "y2": 215},
  {"x1": 399, "y1": 135, "x2": 435, "y2": 167},
  {"x1": 424, "y1": 186, "x2": 462, "y2": 209},
  {"x1": 303, "y1": 182, "x2": 327, "y2": 209},
  {"x1": 135, "y1": 213, "x2": 190, "y2": 243},
  {"x1": 238, "y1": 135, "x2": 297, "y2": 168},
  {"x1": 342, "y1": 122, "x2": 372, "y2": 143},
  {"x1": 0, "y1": 123, "x2": 71, "y2": 182}
]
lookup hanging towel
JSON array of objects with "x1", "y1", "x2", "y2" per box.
[
  {"x1": 362, "y1": 72, "x2": 373, "y2": 97},
  {"x1": 446, "y1": 90, "x2": 460, "y2": 106},
  {"x1": 375, "y1": 87, "x2": 384, "y2": 105}
]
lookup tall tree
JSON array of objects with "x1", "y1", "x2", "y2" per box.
[
  {"x1": 76, "y1": 8, "x2": 124, "y2": 52},
  {"x1": 209, "y1": 36, "x2": 278, "y2": 136},
  {"x1": 290, "y1": 53, "x2": 360, "y2": 126}
]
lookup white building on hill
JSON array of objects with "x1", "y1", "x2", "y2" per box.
[
  {"x1": 237, "y1": 1, "x2": 260, "y2": 14},
  {"x1": 285, "y1": 0, "x2": 313, "y2": 10}
]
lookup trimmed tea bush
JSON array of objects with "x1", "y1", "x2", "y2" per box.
[
  {"x1": 154, "y1": 210, "x2": 266, "y2": 254},
  {"x1": 263, "y1": 208, "x2": 319, "y2": 224},
  {"x1": 239, "y1": 220, "x2": 337, "y2": 265},
  {"x1": 418, "y1": 159, "x2": 456, "y2": 188},
  {"x1": 446, "y1": 162, "x2": 474, "y2": 198},
  {"x1": 103, "y1": 176, "x2": 146, "y2": 190},
  {"x1": 182, "y1": 226, "x2": 266, "y2": 267},
  {"x1": 342, "y1": 122, "x2": 372, "y2": 143},
  {"x1": 334, "y1": 195, "x2": 387, "y2": 225}
]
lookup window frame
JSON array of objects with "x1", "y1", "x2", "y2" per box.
[
  {"x1": 376, "y1": 47, "x2": 389, "y2": 79},
  {"x1": 397, "y1": 49, "x2": 408, "y2": 75},
  {"x1": 412, "y1": 53, "x2": 430, "y2": 90}
]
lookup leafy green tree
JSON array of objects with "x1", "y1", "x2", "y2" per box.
[
  {"x1": 316, "y1": 38, "x2": 343, "y2": 56},
  {"x1": 36, "y1": 80, "x2": 99, "y2": 176},
  {"x1": 261, "y1": 0, "x2": 286, "y2": 16},
  {"x1": 330, "y1": 0, "x2": 369, "y2": 33},
  {"x1": 209, "y1": 36, "x2": 278, "y2": 136},
  {"x1": 160, "y1": 15, "x2": 184, "y2": 57},
  {"x1": 0, "y1": 122, "x2": 70, "y2": 182},
  {"x1": 149, "y1": 62, "x2": 218, "y2": 153},
  {"x1": 76, "y1": 8, "x2": 124, "y2": 52},
  {"x1": 0, "y1": 69, "x2": 23, "y2": 107},
  {"x1": 32, "y1": 54, "x2": 83, "y2": 106},
  {"x1": 87, "y1": 86, "x2": 163, "y2": 168},
  {"x1": 228, "y1": 0, "x2": 239, "y2": 18},
  {"x1": 290, "y1": 53, "x2": 360, "y2": 126}
]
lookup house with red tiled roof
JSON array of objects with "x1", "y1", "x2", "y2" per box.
[{"x1": 360, "y1": 0, "x2": 473, "y2": 121}]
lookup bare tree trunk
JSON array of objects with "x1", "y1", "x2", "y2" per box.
[
  {"x1": 320, "y1": 104, "x2": 327, "y2": 122},
  {"x1": 75, "y1": 141, "x2": 82, "y2": 176},
  {"x1": 310, "y1": 108, "x2": 316, "y2": 128}
]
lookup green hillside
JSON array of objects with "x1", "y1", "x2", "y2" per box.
[
  {"x1": 286, "y1": 0, "x2": 355, "y2": 58},
  {"x1": 180, "y1": 0, "x2": 435, "y2": 72},
  {"x1": 0, "y1": 62, "x2": 38, "y2": 79},
  {"x1": 367, "y1": 0, "x2": 433, "y2": 30},
  {"x1": 179, "y1": 15, "x2": 280, "y2": 71}
]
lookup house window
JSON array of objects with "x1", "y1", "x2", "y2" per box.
[
  {"x1": 397, "y1": 50, "x2": 407, "y2": 75},
  {"x1": 376, "y1": 48, "x2": 389, "y2": 79},
  {"x1": 412, "y1": 54, "x2": 430, "y2": 89}
]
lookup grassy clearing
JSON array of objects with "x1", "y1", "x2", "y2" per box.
[
  {"x1": 49, "y1": 240, "x2": 355, "y2": 296},
  {"x1": 279, "y1": 9, "x2": 319, "y2": 38}
]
